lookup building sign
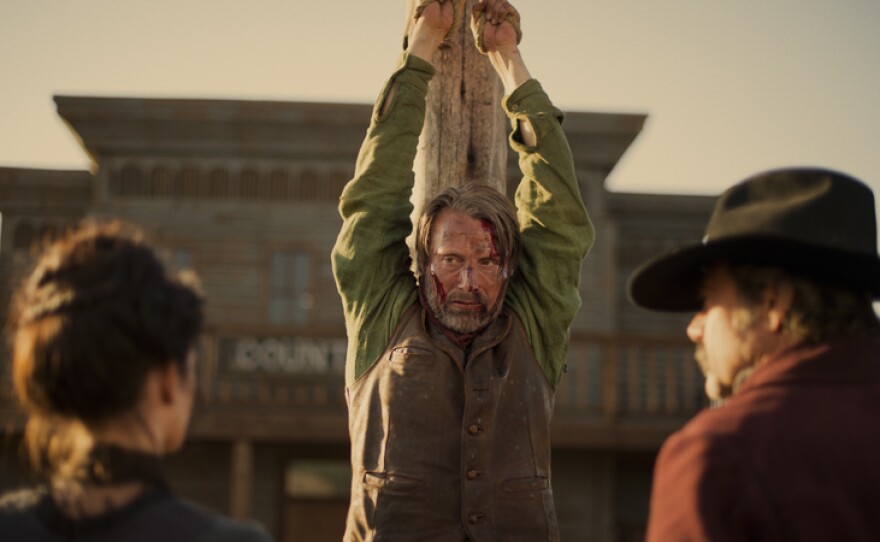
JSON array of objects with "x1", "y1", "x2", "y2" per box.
[{"x1": 218, "y1": 337, "x2": 347, "y2": 375}]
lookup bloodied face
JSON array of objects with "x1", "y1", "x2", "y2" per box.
[{"x1": 425, "y1": 209, "x2": 507, "y2": 334}]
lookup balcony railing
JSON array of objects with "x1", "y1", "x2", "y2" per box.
[
  {"x1": 184, "y1": 333, "x2": 706, "y2": 447},
  {"x1": 0, "y1": 333, "x2": 705, "y2": 447},
  {"x1": 558, "y1": 333, "x2": 704, "y2": 418},
  {"x1": 552, "y1": 333, "x2": 706, "y2": 447}
]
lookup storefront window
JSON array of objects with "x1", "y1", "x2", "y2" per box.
[
  {"x1": 283, "y1": 460, "x2": 349, "y2": 542},
  {"x1": 270, "y1": 251, "x2": 313, "y2": 325}
]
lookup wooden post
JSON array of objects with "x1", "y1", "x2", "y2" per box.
[
  {"x1": 405, "y1": 0, "x2": 509, "y2": 222},
  {"x1": 602, "y1": 342, "x2": 619, "y2": 421},
  {"x1": 230, "y1": 438, "x2": 254, "y2": 519}
]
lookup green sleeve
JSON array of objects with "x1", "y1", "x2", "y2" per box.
[
  {"x1": 503, "y1": 79, "x2": 595, "y2": 388},
  {"x1": 331, "y1": 54, "x2": 434, "y2": 386}
]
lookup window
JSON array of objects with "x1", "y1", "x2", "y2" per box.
[
  {"x1": 39, "y1": 223, "x2": 57, "y2": 244},
  {"x1": 178, "y1": 166, "x2": 201, "y2": 198},
  {"x1": 209, "y1": 168, "x2": 230, "y2": 198},
  {"x1": 283, "y1": 460, "x2": 349, "y2": 542},
  {"x1": 157, "y1": 247, "x2": 194, "y2": 274},
  {"x1": 241, "y1": 169, "x2": 260, "y2": 200},
  {"x1": 120, "y1": 165, "x2": 144, "y2": 196},
  {"x1": 174, "y1": 248, "x2": 193, "y2": 271},
  {"x1": 328, "y1": 170, "x2": 350, "y2": 200},
  {"x1": 269, "y1": 170, "x2": 289, "y2": 200},
  {"x1": 270, "y1": 251, "x2": 313, "y2": 325},
  {"x1": 299, "y1": 169, "x2": 319, "y2": 200},
  {"x1": 151, "y1": 166, "x2": 173, "y2": 197},
  {"x1": 13, "y1": 221, "x2": 35, "y2": 252},
  {"x1": 285, "y1": 460, "x2": 350, "y2": 499}
]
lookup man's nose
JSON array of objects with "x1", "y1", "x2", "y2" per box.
[
  {"x1": 686, "y1": 312, "x2": 705, "y2": 343},
  {"x1": 458, "y1": 266, "x2": 477, "y2": 291}
]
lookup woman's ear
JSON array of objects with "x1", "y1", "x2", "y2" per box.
[{"x1": 157, "y1": 363, "x2": 182, "y2": 406}]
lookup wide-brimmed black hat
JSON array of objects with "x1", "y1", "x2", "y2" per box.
[{"x1": 627, "y1": 167, "x2": 880, "y2": 312}]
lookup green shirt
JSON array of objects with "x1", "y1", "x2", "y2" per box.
[{"x1": 332, "y1": 53, "x2": 594, "y2": 387}]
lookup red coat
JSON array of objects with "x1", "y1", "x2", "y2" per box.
[{"x1": 647, "y1": 336, "x2": 880, "y2": 541}]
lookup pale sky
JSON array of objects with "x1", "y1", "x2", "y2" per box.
[{"x1": 1, "y1": 0, "x2": 878, "y2": 200}]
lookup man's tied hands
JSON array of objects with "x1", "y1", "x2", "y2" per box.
[
  {"x1": 472, "y1": 0, "x2": 522, "y2": 54},
  {"x1": 410, "y1": 0, "x2": 521, "y2": 56},
  {"x1": 411, "y1": 0, "x2": 460, "y2": 56}
]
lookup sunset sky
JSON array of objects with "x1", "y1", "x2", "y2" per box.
[{"x1": 2, "y1": 0, "x2": 878, "y2": 201}]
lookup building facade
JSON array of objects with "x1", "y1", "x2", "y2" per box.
[{"x1": 0, "y1": 95, "x2": 713, "y2": 541}]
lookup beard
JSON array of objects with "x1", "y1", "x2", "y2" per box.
[
  {"x1": 694, "y1": 307, "x2": 762, "y2": 401},
  {"x1": 694, "y1": 345, "x2": 732, "y2": 400},
  {"x1": 424, "y1": 275, "x2": 504, "y2": 334}
]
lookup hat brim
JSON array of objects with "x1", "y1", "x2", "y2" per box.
[{"x1": 627, "y1": 235, "x2": 880, "y2": 312}]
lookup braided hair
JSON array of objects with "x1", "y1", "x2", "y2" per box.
[{"x1": 10, "y1": 221, "x2": 204, "y2": 476}]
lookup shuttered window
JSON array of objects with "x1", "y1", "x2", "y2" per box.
[{"x1": 269, "y1": 251, "x2": 313, "y2": 325}]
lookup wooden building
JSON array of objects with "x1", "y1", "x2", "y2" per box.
[{"x1": 0, "y1": 95, "x2": 713, "y2": 541}]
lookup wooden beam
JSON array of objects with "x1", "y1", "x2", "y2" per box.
[
  {"x1": 229, "y1": 438, "x2": 254, "y2": 519},
  {"x1": 406, "y1": 0, "x2": 508, "y2": 224}
]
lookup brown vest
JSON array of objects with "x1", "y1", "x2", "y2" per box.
[{"x1": 344, "y1": 304, "x2": 559, "y2": 542}]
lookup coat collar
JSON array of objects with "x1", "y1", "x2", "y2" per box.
[{"x1": 736, "y1": 334, "x2": 880, "y2": 396}]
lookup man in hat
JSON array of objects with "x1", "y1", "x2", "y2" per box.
[
  {"x1": 332, "y1": 1, "x2": 591, "y2": 541},
  {"x1": 628, "y1": 167, "x2": 880, "y2": 540}
]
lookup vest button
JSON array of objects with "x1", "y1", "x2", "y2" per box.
[
  {"x1": 468, "y1": 424, "x2": 480, "y2": 435},
  {"x1": 467, "y1": 469, "x2": 480, "y2": 480},
  {"x1": 468, "y1": 513, "x2": 481, "y2": 524}
]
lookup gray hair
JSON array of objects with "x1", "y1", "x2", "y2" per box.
[
  {"x1": 416, "y1": 182, "x2": 521, "y2": 278},
  {"x1": 729, "y1": 264, "x2": 879, "y2": 342}
]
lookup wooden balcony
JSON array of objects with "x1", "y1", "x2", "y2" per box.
[
  {"x1": 0, "y1": 332, "x2": 704, "y2": 449},
  {"x1": 553, "y1": 333, "x2": 706, "y2": 449},
  {"x1": 185, "y1": 332, "x2": 706, "y2": 450}
]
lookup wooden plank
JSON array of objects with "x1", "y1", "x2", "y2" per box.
[
  {"x1": 229, "y1": 439, "x2": 254, "y2": 519},
  {"x1": 645, "y1": 348, "x2": 658, "y2": 415},
  {"x1": 664, "y1": 346, "x2": 678, "y2": 415},
  {"x1": 601, "y1": 342, "x2": 618, "y2": 420}
]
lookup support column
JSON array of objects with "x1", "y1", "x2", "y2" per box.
[{"x1": 229, "y1": 438, "x2": 254, "y2": 519}]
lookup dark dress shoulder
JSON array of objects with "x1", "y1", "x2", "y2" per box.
[{"x1": 0, "y1": 486, "x2": 273, "y2": 542}]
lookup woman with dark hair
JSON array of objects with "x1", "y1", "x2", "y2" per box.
[{"x1": 0, "y1": 222, "x2": 272, "y2": 541}]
